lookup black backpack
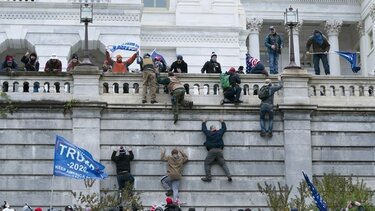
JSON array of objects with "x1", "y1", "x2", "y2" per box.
[{"x1": 258, "y1": 85, "x2": 271, "y2": 100}]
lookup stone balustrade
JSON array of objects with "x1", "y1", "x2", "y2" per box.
[{"x1": 1, "y1": 71, "x2": 375, "y2": 107}]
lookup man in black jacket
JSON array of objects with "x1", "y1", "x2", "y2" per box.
[
  {"x1": 201, "y1": 119, "x2": 232, "y2": 182},
  {"x1": 169, "y1": 55, "x2": 188, "y2": 73},
  {"x1": 111, "y1": 146, "x2": 134, "y2": 190},
  {"x1": 223, "y1": 67, "x2": 242, "y2": 104},
  {"x1": 201, "y1": 52, "x2": 221, "y2": 74}
]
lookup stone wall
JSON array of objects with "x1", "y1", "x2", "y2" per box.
[{"x1": 0, "y1": 68, "x2": 375, "y2": 210}]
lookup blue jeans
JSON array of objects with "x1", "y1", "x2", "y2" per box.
[
  {"x1": 268, "y1": 52, "x2": 279, "y2": 74},
  {"x1": 260, "y1": 103, "x2": 274, "y2": 132},
  {"x1": 313, "y1": 54, "x2": 330, "y2": 75},
  {"x1": 161, "y1": 175, "x2": 180, "y2": 201}
]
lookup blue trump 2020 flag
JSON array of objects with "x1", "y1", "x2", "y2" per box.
[
  {"x1": 53, "y1": 135, "x2": 108, "y2": 179},
  {"x1": 336, "y1": 51, "x2": 361, "y2": 73},
  {"x1": 151, "y1": 49, "x2": 167, "y2": 66},
  {"x1": 303, "y1": 171, "x2": 328, "y2": 211}
]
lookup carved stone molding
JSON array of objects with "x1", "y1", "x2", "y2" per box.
[
  {"x1": 357, "y1": 21, "x2": 365, "y2": 37},
  {"x1": 246, "y1": 18, "x2": 263, "y2": 33},
  {"x1": 325, "y1": 19, "x2": 343, "y2": 35},
  {"x1": 141, "y1": 32, "x2": 238, "y2": 44},
  {"x1": 370, "y1": 4, "x2": 375, "y2": 22},
  {"x1": 0, "y1": 10, "x2": 140, "y2": 22}
]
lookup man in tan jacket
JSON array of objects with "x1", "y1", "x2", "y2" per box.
[{"x1": 160, "y1": 148, "x2": 188, "y2": 204}]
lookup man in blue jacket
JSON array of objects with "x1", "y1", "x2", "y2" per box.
[{"x1": 201, "y1": 119, "x2": 232, "y2": 182}]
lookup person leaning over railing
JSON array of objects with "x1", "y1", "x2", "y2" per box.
[
  {"x1": 1, "y1": 55, "x2": 18, "y2": 72},
  {"x1": 21, "y1": 51, "x2": 39, "y2": 71},
  {"x1": 169, "y1": 55, "x2": 188, "y2": 73},
  {"x1": 157, "y1": 72, "x2": 193, "y2": 124},
  {"x1": 44, "y1": 53, "x2": 62, "y2": 72},
  {"x1": 66, "y1": 53, "x2": 80, "y2": 72}
]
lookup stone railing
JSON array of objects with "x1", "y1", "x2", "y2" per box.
[
  {"x1": 0, "y1": 72, "x2": 73, "y2": 94},
  {"x1": 1, "y1": 71, "x2": 375, "y2": 108}
]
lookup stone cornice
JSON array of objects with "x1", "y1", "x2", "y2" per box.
[
  {"x1": 0, "y1": 11, "x2": 140, "y2": 24},
  {"x1": 242, "y1": 0, "x2": 360, "y2": 5},
  {"x1": 141, "y1": 32, "x2": 238, "y2": 44}
]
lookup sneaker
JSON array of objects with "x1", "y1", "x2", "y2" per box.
[
  {"x1": 227, "y1": 176, "x2": 233, "y2": 182},
  {"x1": 142, "y1": 100, "x2": 147, "y2": 104},
  {"x1": 165, "y1": 190, "x2": 173, "y2": 197},
  {"x1": 151, "y1": 100, "x2": 158, "y2": 104},
  {"x1": 267, "y1": 131, "x2": 273, "y2": 137},
  {"x1": 260, "y1": 131, "x2": 266, "y2": 137},
  {"x1": 201, "y1": 177, "x2": 212, "y2": 182}
]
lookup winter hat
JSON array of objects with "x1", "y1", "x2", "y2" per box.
[
  {"x1": 119, "y1": 146, "x2": 126, "y2": 154},
  {"x1": 313, "y1": 29, "x2": 321, "y2": 34},
  {"x1": 177, "y1": 55, "x2": 183, "y2": 60},
  {"x1": 72, "y1": 54, "x2": 78, "y2": 60},
  {"x1": 171, "y1": 149, "x2": 178, "y2": 155},
  {"x1": 116, "y1": 55, "x2": 122, "y2": 59},
  {"x1": 50, "y1": 53, "x2": 59, "y2": 60},
  {"x1": 166, "y1": 197, "x2": 173, "y2": 204},
  {"x1": 211, "y1": 52, "x2": 217, "y2": 58},
  {"x1": 65, "y1": 205, "x2": 73, "y2": 211},
  {"x1": 22, "y1": 205, "x2": 32, "y2": 211},
  {"x1": 155, "y1": 56, "x2": 161, "y2": 61},
  {"x1": 269, "y1": 26, "x2": 275, "y2": 30},
  {"x1": 143, "y1": 53, "x2": 150, "y2": 58},
  {"x1": 228, "y1": 67, "x2": 236, "y2": 73},
  {"x1": 30, "y1": 52, "x2": 37, "y2": 58},
  {"x1": 265, "y1": 79, "x2": 272, "y2": 85},
  {"x1": 35, "y1": 208, "x2": 43, "y2": 211},
  {"x1": 5, "y1": 55, "x2": 13, "y2": 62}
]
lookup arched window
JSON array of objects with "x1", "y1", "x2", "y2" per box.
[
  {"x1": 113, "y1": 83, "x2": 119, "y2": 94},
  {"x1": 184, "y1": 84, "x2": 190, "y2": 94},
  {"x1": 2, "y1": 82, "x2": 8, "y2": 92},
  {"x1": 33, "y1": 82, "x2": 40, "y2": 93}
]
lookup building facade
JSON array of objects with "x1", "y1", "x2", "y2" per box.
[{"x1": 0, "y1": 0, "x2": 373, "y2": 75}]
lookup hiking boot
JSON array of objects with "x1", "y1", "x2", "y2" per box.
[
  {"x1": 267, "y1": 131, "x2": 273, "y2": 137},
  {"x1": 142, "y1": 100, "x2": 147, "y2": 104},
  {"x1": 201, "y1": 177, "x2": 212, "y2": 182},
  {"x1": 151, "y1": 100, "x2": 158, "y2": 104},
  {"x1": 165, "y1": 190, "x2": 173, "y2": 197},
  {"x1": 227, "y1": 176, "x2": 233, "y2": 182},
  {"x1": 235, "y1": 100, "x2": 243, "y2": 104},
  {"x1": 188, "y1": 101, "x2": 193, "y2": 109},
  {"x1": 260, "y1": 131, "x2": 266, "y2": 137}
]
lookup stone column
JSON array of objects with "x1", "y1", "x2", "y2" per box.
[
  {"x1": 358, "y1": 21, "x2": 367, "y2": 76},
  {"x1": 246, "y1": 18, "x2": 263, "y2": 59},
  {"x1": 70, "y1": 65, "x2": 105, "y2": 201},
  {"x1": 325, "y1": 19, "x2": 343, "y2": 76},
  {"x1": 279, "y1": 72, "x2": 316, "y2": 197}
]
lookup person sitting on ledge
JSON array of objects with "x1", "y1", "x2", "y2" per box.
[
  {"x1": 105, "y1": 50, "x2": 137, "y2": 73},
  {"x1": 222, "y1": 67, "x2": 243, "y2": 104},
  {"x1": 44, "y1": 53, "x2": 62, "y2": 72},
  {"x1": 1, "y1": 55, "x2": 18, "y2": 72},
  {"x1": 246, "y1": 53, "x2": 269, "y2": 76},
  {"x1": 21, "y1": 51, "x2": 39, "y2": 71}
]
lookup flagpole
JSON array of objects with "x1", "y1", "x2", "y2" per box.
[{"x1": 49, "y1": 175, "x2": 55, "y2": 211}]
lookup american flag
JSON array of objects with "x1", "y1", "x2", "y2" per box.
[{"x1": 302, "y1": 171, "x2": 328, "y2": 211}]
